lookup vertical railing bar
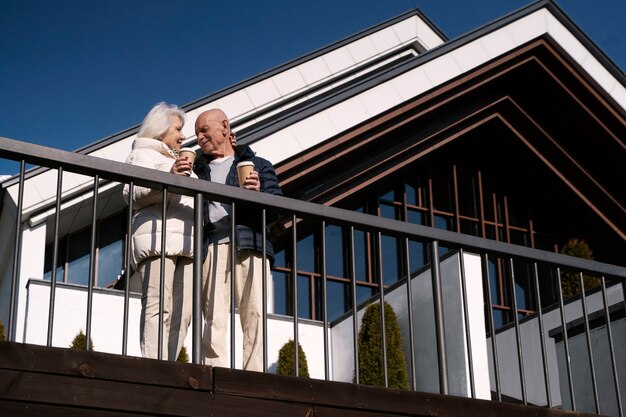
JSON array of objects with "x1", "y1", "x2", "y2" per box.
[
  {"x1": 556, "y1": 267, "x2": 576, "y2": 411},
  {"x1": 122, "y1": 182, "x2": 134, "y2": 356},
  {"x1": 157, "y1": 188, "x2": 168, "y2": 360},
  {"x1": 507, "y1": 258, "x2": 527, "y2": 404},
  {"x1": 531, "y1": 262, "x2": 552, "y2": 407},
  {"x1": 429, "y1": 240, "x2": 448, "y2": 395},
  {"x1": 403, "y1": 238, "x2": 417, "y2": 390},
  {"x1": 458, "y1": 248, "x2": 475, "y2": 398},
  {"x1": 578, "y1": 272, "x2": 600, "y2": 415},
  {"x1": 261, "y1": 209, "x2": 268, "y2": 372},
  {"x1": 601, "y1": 276, "x2": 624, "y2": 417},
  {"x1": 192, "y1": 193, "x2": 203, "y2": 364},
  {"x1": 7, "y1": 160, "x2": 25, "y2": 341},
  {"x1": 321, "y1": 221, "x2": 330, "y2": 381},
  {"x1": 46, "y1": 167, "x2": 63, "y2": 347},
  {"x1": 350, "y1": 226, "x2": 360, "y2": 385},
  {"x1": 292, "y1": 215, "x2": 299, "y2": 376},
  {"x1": 230, "y1": 202, "x2": 237, "y2": 369},
  {"x1": 85, "y1": 175, "x2": 99, "y2": 351},
  {"x1": 375, "y1": 232, "x2": 388, "y2": 388},
  {"x1": 482, "y1": 253, "x2": 501, "y2": 401}
]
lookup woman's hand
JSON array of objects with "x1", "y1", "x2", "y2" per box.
[
  {"x1": 242, "y1": 170, "x2": 260, "y2": 191},
  {"x1": 170, "y1": 156, "x2": 193, "y2": 176}
]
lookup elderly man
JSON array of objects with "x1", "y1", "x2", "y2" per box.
[{"x1": 193, "y1": 109, "x2": 281, "y2": 371}]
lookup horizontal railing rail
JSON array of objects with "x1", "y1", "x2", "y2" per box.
[
  {"x1": 1, "y1": 135, "x2": 624, "y2": 416},
  {"x1": 1, "y1": 136, "x2": 623, "y2": 278}
]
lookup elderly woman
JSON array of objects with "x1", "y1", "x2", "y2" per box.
[{"x1": 123, "y1": 102, "x2": 195, "y2": 360}]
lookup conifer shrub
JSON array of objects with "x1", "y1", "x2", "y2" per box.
[
  {"x1": 357, "y1": 302, "x2": 409, "y2": 390},
  {"x1": 177, "y1": 345, "x2": 189, "y2": 363},
  {"x1": 277, "y1": 339, "x2": 309, "y2": 377},
  {"x1": 560, "y1": 238, "x2": 600, "y2": 298},
  {"x1": 70, "y1": 329, "x2": 94, "y2": 350}
]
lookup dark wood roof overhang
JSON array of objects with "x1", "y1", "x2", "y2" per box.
[{"x1": 275, "y1": 37, "x2": 626, "y2": 241}]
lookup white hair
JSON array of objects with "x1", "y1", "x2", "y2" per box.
[{"x1": 137, "y1": 102, "x2": 186, "y2": 140}]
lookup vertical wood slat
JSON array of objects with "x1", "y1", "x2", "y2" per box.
[
  {"x1": 578, "y1": 273, "x2": 600, "y2": 415},
  {"x1": 192, "y1": 193, "x2": 203, "y2": 364},
  {"x1": 291, "y1": 215, "x2": 299, "y2": 376},
  {"x1": 482, "y1": 253, "x2": 501, "y2": 401},
  {"x1": 122, "y1": 182, "x2": 134, "y2": 356},
  {"x1": 157, "y1": 188, "x2": 168, "y2": 360},
  {"x1": 600, "y1": 276, "x2": 624, "y2": 417}
]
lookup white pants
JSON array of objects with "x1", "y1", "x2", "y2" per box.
[
  {"x1": 202, "y1": 243, "x2": 268, "y2": 371},
  {"x1": 136, "y1": 256, "x2": 193, "y2": 360}
]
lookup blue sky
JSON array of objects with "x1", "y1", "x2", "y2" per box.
[{"x1": 1, "y1": 0, "x2": 624, "y2": 176}]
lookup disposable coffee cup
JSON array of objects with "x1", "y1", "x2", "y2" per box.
[
  {"x1": 177, "y1": 148, "x2": 197, "y2": 176},
  {"x1": 178, "y1": 148, "x2": 197, "y2": 166},
  {"x1": 237, "y1": 161, "x2": 255, "y2": 187}
]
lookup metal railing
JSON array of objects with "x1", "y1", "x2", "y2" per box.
[{"x1": 0, "y1": 136, "x2": 624, "y2": 416}]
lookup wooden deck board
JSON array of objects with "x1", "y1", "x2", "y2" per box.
[{"x1": 0, "y1": 342, "x2": 605, "y2": 417}]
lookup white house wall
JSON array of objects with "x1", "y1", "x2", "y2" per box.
[
  {"x1": 22, "y1": 278, "x2": 328, "y2": 378},
  {"x1": 330, "y1": 251, "x2": 491, "y2": 399},
  {"x1": 488, "y1": 281, "x2": 625, "y2": 409}
]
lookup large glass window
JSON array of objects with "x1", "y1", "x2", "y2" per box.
[
  {"x1": 43, "y1": 212, "x2": 126, "y2": 288},
  {"x1": 271, "y1": 145, "x2": 560, "y2": 329}
]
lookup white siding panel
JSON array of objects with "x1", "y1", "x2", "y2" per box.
[
  {"x1": 610, "y1": 82, "x2": 626, "y2": 110},
  {"x1": 393, "y1": 16, "x2": 419, "y2": 44},
  {"x1": 250, "y1": 128, "x2": 303, "y2": 166},
  {"x1": 423, "y1": 53, "x2": 463, "y2": 87},
  {"x1": 290, "y1": 111, "x2": 338, "y2": 150},
  {"x1": 92, "y1": 136, "x2": 134, "y2": 164},
  {"x1": 417, "y1": 20, "x2": 446, "y2": 49},
  {"x1": 215, "y1": 90, "x2": 255, "y2": 120},
  {"x1": 245, "y1": 78, "x2": 282, "y2": 108},
  {"x1": 272, "y1": 68, "x2": 308, "y2": 96},
  {"x1": 370, "y1": 26, "x2": 401, "y2": 54},
  {"x1": 546, "y1": 14, "x2": 589, "y2": 65},
  {"x1": 581, "y1": 54, "x2": 618, "y2": 97},
  {"x1": 298, "y1": 57, "x2": 332, "y2": 86},
  {"x1": 391, "y1": 67, "x2": 433, "y2": 102},
  {"x1": 479, "y1": 30, "x2": 517, "y2": 60},
  {"x1": 327, "y1": 96, "x2": 371, "y2": 133},
  {"x1": 359, "y1": 82, "x2": 403, "y2": 118},
  {"x1": 347, "y1": 36, "x2": 379, "y2": 64},
  {"x1": 504, "y1": 10, "x2": 547, "y2": 46},
  {"x1": 451, "y1": 40, "x2": 491, "y2": 73},
  {"x1": 323, "y1": 46, "x2": 357, "y2": 75}
]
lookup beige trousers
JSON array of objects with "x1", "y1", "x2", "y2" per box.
[
  {"x1": 202, "y1": 243, "x2": 267, "y2": 372},
  {"x1": 136, "y1": 256, "x2": 193, "y2": 360}
]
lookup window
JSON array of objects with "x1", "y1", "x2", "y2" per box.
[{"x1": 43, "y1": 212, "x2": 126, "y2": 288}]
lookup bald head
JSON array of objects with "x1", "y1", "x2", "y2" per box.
[{"x1": 195, "y1": 109, "x2": 234, "y2": 158}]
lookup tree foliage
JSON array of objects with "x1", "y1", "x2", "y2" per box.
[
  {"x1": 0, "y1": 319, "x2": 5, "y2": 341},
  {"x1": 357, "y1": 302, "x2": 409, "y2": 390},
  {"x1": 559, "y1": 238, "x2": 600, "y2": 298},
  {"x1": 177, "y1": 345, "x2": 189, "y2": 363},
  {"x1": 70, "y1": 329, "x2": 94, "y2": 350},
  {"x1": 277, "y1": 339, "x2": 309, "y2": 378}
]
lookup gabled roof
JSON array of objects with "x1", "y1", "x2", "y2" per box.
[{"x1": 2, "y1": 0, "x2": 624, "y2": 229}]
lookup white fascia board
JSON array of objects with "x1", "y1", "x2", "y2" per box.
[{"x1": 253, "y1": 7, "x2": 626, "y2": 167}]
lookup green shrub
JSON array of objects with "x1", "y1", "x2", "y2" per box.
[
  {"x1": 177, "y1": 345, "x2": 189, "y2": 363},
  {"x1": 277, "y1": 340, "x2": 309, "y2": 377},
  {"x1": 560, "y1": 238, "x2": 600, "y2": 298},
  {"x1": 70, "y1": 329, "x2": 94, "y2": 350},
  {"x1": 357, "y1": 302, "x2": 409, "y2": 390},
  {"x1": 0, "y1": 319, "x2": 5, "y2": 341}
]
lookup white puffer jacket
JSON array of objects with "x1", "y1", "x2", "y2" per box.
[{"x1": 122, "y1": 137, "x2": 196, "y2": 268}]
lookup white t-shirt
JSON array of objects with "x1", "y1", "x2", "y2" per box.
[{"x1": 208, "y1": 156, "x2": 234, "y2": 244}]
